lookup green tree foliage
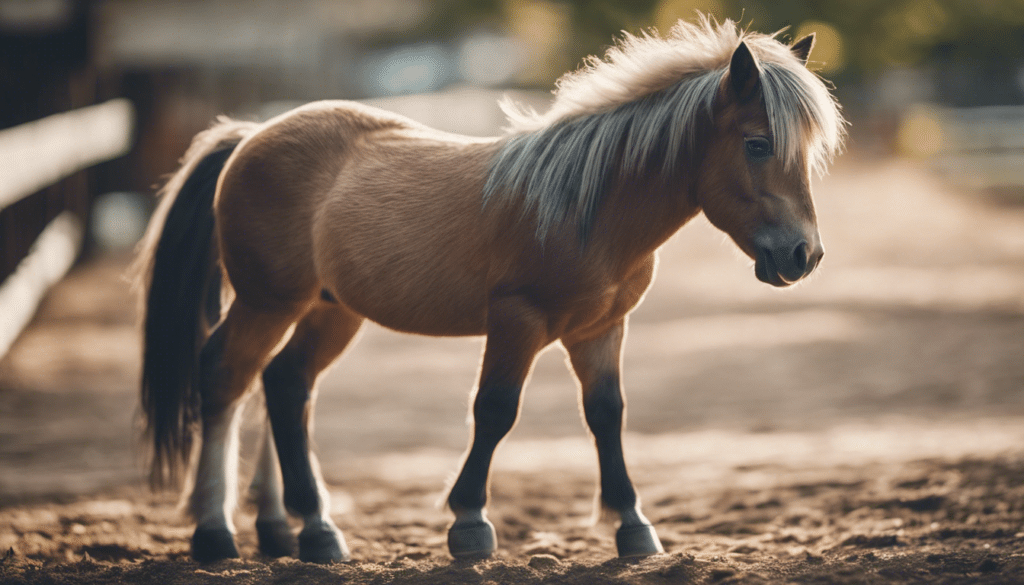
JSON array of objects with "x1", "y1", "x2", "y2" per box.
[
  {"x1": 421, "y1": 0, "x2": 1024, "y2": 83},
  {"x1": 733, "y1": 0, "x2": 1024, "y2": 76},
  {"x1": 411, "y1": 0, "x2": 1024, "y2": 105}
]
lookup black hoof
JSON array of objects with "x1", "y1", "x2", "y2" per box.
[
  {"x1": 191, "y1": 526, "x2": 240, "y2": 563},
  {"x1": 298, "y1": 523, "x2": 350, "y2": 564},
  {"x1": 448, "y1": 518, "x2": 496, "y2": 559},
  {"x1": 256, "y1": 519, "x2": 296, "y2": 558},
  {"x1": 616, "y1": 523, "x2": 664, "y2": 557}
]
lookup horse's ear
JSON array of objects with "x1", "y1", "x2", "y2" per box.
[
  {"x1": 791, "y1": 33, "x2": 815, "y2": 65},
  {"x1": 729, "y1": 41, "x2": 761, "y2": 102}
]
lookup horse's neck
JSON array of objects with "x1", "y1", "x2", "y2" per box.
[{"x1": 590, "y1": 174, "x2": 700, "y2": 273}]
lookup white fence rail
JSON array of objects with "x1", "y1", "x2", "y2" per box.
[
  {"x1": 0, "y1": 99, "x2": 134, "y2": 358},
  {"x1": 0, "y1": 99, "x2": 134, "y2": 210}
]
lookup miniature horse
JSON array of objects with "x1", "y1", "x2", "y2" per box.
[{"x1": 136, "y1": 17, "x2": 844, "y2": 563}]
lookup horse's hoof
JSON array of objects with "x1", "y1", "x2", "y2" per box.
[
  {"x1": 615, "y1": 523, "x2": 664, "y2": 557},
  {"x1": 298, "y1": 522, "x2": 351, "y2": 563},
  {"x1": 256, "y1": 519, "x2": 296, "y2": 558},
  {"x1": 448, "y1": 518, "x2": 497, "y2": 559},
  {"x1": 191, "y1": 526, "x2": 240, "y2": 562}
]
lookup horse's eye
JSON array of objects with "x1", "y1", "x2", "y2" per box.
[{"x1": 744, "y1": 137, "x2": 773, "y2": 161}]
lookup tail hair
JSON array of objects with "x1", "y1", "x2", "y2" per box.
[{"x1": 132, "y1": 116, "x2": 260, "y2": 488}]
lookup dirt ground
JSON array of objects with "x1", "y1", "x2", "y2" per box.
[{"x1": 2, "y1": 154, "x2": 1024, "y2": 584}]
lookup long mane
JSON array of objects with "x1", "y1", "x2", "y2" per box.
[{"x1": 484, "y1": 16, "x2": 846, "y2": 241}]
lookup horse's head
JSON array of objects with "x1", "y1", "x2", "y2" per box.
[{"x1": 696, "y1": 34, "x2": 828, "y2": 287}]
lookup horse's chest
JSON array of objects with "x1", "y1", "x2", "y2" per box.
[
  {"x1": 547, "y1": 259, "x2": 656, "y2": 339},
  {"x1": 528, "y1": 280, "x2": 645, "y2": 342}
]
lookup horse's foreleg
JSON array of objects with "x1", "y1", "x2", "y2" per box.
[
  {"x1": 191, "y1": 301, "x2": 302, "y2": 562},
  {"x1": 262, "y1": 302, "x2": 363, "y2": 563},
  {"x1": 566, "y1": 320, "x2": 664, "y2": 557},
  {"x1": 446, "y1": 296, "x2": 548, "y2": 559}
]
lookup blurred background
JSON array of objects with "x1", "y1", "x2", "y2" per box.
[
  {"x1": 1, "y1": 0, "x2": 1023, "y2": 499},
  {"x1": 4, "y1": 0, "x2": 1024, "y2": 282}
]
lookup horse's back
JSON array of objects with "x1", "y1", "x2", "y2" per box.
[{"x1": 215, "y1": 100, "x2": 508, "y2": 335}]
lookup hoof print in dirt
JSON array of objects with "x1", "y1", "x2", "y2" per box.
[{"x1": 528, "y1": 554, "x2": 562, "y2": 570}]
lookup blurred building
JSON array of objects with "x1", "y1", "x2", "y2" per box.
[
  {"x1": 91, "y1": 0, "x2": 536, "y2": 194},
  {"x1": 92, "y1": 0, "x2": 437, "y2": 195}
]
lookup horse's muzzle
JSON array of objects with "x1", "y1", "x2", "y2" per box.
[{"x1": 754, "y1": 233, "x2": 824, "y2": 287}]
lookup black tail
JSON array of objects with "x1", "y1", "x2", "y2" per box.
[
  {"x1": 136, "y1": 117, "x2": 261, "y2": 488},
  {"x1": 136, "y1": 118, "x2": 261, "y2": 488},
  {"x1": 140, "y1": 146, "x2": 236, "y2": 487}
]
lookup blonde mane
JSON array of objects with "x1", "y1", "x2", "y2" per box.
[{"x1": 485, "y1": 16, "x2": 846, "y2": 241}]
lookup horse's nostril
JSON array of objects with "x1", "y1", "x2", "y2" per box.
[
  {"x1": 792, "y1": 241, "x2": 809, "y2": 273},
  {"x1": 807, "y1": 246, "x2": 824, "y2": 273}
]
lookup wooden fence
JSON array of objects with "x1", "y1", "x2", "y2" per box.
[{"x1": 0, "y1": 99, "x2": 134, "y2": 358}]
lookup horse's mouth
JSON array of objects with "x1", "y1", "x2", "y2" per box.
[{"x1": 754, "y1": 251, "x2": 797, "y2": 288}]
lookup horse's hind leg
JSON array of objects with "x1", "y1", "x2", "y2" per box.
[
  {"x1": 261, "y1": 301, "x2": 364, "y2": 563},
  {"x1": 565, "y1": 320, "x2": 664, "y2": 557},
  {"x1": 190, "y1": 300, "x2": 303, "y2": 562},
  {"x1": 248, "y1": 421, "x2": 294, "y2": 557}
]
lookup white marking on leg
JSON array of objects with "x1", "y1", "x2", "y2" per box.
[
  {"x1": 250, "y1": 419, "x2": 288, "y2": 524},
  {"x1": 191, "y1": 401, "x2": 244, "y2": 531},
  {"x1": 451, "y1": 507, "x2": 488, "y2": 527},
  {"x1": 618, "y1": 505, "x2": 651, "y2": 528}
]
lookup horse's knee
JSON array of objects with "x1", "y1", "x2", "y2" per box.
[
  {"x1": 472, "y1": 382, "x2": 522, "y2": 439},
  {"x1": 583, "y1": 375, "x2": 623, "y2": 437}
]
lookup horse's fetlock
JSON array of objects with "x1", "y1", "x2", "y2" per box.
[
  {"x1": 601, "y1": 481, "x2": 638, "y2": 512},
  {"x1": 283, "y1": 482, "x2": 321, "y2": 517}
]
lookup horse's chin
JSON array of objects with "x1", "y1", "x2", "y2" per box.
[{"x1": 754, "y1": 255, "x2": 796, "y2": 288}]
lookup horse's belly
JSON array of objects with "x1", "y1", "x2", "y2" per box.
[
  {"x1": 320, "y1": 246, "x2": 490, "y2": 337},
  {"x1": 347, "y1": 287, "x2": 487, "y2": 337},
  {"x1": 336, "y1": 285, "x2": 488, "y2": 337},
  {"x1": 359, "y1": 301, "x2": 487, "y2": 337}
]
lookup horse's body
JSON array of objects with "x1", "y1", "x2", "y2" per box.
[
  {"x1": 222, "y1": 103, "x2": 501, "y2": 336},
  {"x1": 137, "y1": 17, "x2": 844, "y2": 563}
]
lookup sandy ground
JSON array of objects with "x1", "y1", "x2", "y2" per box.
[{"x1": 2, "y1": 154, "x2": 1024, "y2": 584}]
